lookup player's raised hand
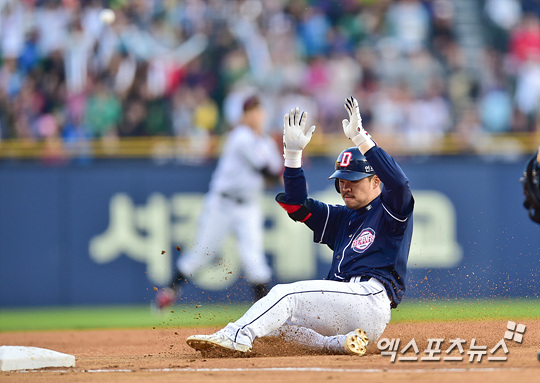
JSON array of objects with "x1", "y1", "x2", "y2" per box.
[
  {"x1": 342, "y1": 97, "x2": 375, "y2": 154},
  {"x1": 283, "y1": 107, "x2": 316, "y2": 167},
  {"x1": 342, "y1": 97, "x2": 367, "y2": 145},
  {"x1": 283, "y1": 107, "x2": 316, "y2": 151}
]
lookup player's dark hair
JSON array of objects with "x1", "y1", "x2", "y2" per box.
[{"x1": 243, "y1": 95, "x2": 261, "y2": 112}]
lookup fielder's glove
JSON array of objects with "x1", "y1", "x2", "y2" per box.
[
  {"x1": 342, "y1": 96, "x2": 375, "y2": 154},
  {"x1": 283, "y1": 107, "x2": 316, "y2": 168}
]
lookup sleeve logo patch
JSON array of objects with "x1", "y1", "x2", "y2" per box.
[{"x1": 352, "y1": 228, "x2": 376, "y2": 253}]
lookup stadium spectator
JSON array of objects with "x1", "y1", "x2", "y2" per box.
[
  {"x1": 509, "y1": 12, "x2": 540, "y2": 66},
  {"x1": 84, "y1": 77, "x2": 122, "y2": 138},
  {"x1": 385, "y1": 0, "x2": 431, "y2": 53},
  {"x1": 0, "y1": 0, "x2": 536, "y2": 152}
]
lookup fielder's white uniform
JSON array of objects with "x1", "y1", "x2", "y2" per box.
[{"x1": 177, "y1": 124, "x2": 283, "y2": 284}]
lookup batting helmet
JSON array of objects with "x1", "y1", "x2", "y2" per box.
[
  {"x1": 328, "y1": 147, "x2": 375, "y2": 193},
  {"x1": 521, "y1": 151, "x2": 540, "y2": 224}
]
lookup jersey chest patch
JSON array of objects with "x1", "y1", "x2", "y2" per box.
[{"x1": 351, "y1": 228, "x2": 376, "y2": 253}]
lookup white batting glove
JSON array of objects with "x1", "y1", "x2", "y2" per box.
[
  {"x1": 283, "y1": 107, "x2": 316, "y2": 168},
  {"x1": 342, "y1": 96, "x2": 375, "y2": 154}
]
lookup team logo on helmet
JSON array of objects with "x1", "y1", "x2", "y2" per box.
[
  {"x1": 351, "y1": 228, "x2": 376, "y2": 253},
  {"x1": 339, "y1": 152, "x2": 353, "y2": 167}
]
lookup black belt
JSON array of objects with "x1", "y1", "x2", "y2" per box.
[{"x1": 220, "y1": 192, "x2": 245, "y2": 204}]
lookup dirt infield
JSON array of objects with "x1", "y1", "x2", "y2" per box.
[{"x1": 1, "y1": 319, "x2": 539, "y2": 382}]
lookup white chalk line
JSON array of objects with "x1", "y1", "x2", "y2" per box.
[{"x1": 11, "y1": 366, "x2": 536, "y2": 374}]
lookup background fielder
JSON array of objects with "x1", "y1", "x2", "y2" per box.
[
  {"x1": 154, "y1": 95, "x2": 283, "y2": 310},
  {"x1": 185, "y1": 96, "x2": 414, "y2": 356}
]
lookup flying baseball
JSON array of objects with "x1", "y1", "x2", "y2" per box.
[{"x1": 99, "y1": 8, "x2": 115, "y2": 24}]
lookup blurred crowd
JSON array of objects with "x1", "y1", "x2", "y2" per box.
[{"x1": 0, "y1": 0, "x2": 539, "y2": 157}]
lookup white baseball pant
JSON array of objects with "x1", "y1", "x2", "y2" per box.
[
  {"x1": 176, "y1": 192, "x2": 272, "y2": 284},
  {"x1": 218, "y1": 277, "x2": 391, "y2": 352}
]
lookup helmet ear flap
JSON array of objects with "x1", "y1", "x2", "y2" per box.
[{"x1": 335, "y1": 179, "x2": 340, "y2": 193}]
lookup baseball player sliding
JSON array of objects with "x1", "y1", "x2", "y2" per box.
[{"x1": 186, "y1": 96, "x2": 414, "y2": 356}]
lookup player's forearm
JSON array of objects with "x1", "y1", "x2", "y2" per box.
[
  {"x1": 365, "y1": 147, "x2": 408, "y2": 187},
  {"x1": 282, "y1": 167, "x2": 308, "y2": 204},
  {"x1": 365, "y1": 146, "x2": 412, "y2": 213}
]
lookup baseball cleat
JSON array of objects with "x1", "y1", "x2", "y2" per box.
[
  {"x1": 343, "y1": 328, "x2": 369, "y2": 356},
  {"x1": 152, "y1": 287, "x2": 176, "y2": 312},
  {"x1": 186, "y1": 333, "x2": 252, "y2": 354}
]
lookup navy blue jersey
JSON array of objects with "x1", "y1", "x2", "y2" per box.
[{"x1": 281, "y1": 146, "x2": 414, "y2": 307}]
